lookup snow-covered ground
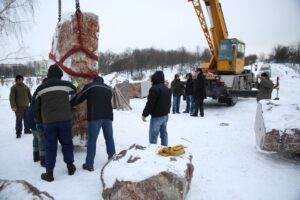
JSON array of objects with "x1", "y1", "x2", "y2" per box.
[{"x1": 0, "y1": 64, "x2": 299, "y2": 200}]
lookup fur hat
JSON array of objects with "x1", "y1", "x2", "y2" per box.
[{"x1": 15, "y1": 75, "x2": 24, "y2": 81}]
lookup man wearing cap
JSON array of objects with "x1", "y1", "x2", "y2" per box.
[
  {"x1": 33, "y1": 64, "x2": 77, "y2": 182},
  {"x1": 9, "y1": 75, "x2": 32, "y2": 138}
]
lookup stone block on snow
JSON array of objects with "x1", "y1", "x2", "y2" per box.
[
  {"x1": 0, "y1": 179, "x2": 54, "y2": 200},
  {"x1": 101, "y1": 144, "x2": 194, "y2": 200},
  {"x1": 254, "y1": 101, "x2": 300, "y2": 153},
  {"x1": 129, "y1": 81, "x2": 152, "y2": 98}
]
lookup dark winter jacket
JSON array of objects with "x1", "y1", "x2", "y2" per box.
[
  {"x1": 185, "y1": 73, "x2": 194, "y2": 95},
  {"x1": 9, "y1": 82, "x2": 32, "y2": 108},
  {"x1": 70, "y1": 76, "x2": 113, "y2": 121},
  {"x1": 255, "y1": 78, "x2": 274, "y2": 101},
  {"x1": 142, "y1": 71, "x2": 171, "y2": 117},
  {"x1": 171, "y1": 78, "x2": 184, "y2": 96},
  {"x1": 33, "y1": 64, "x2": 76, "y2": 124},
  {"x1": 27, "y1": 103, "x2": 37, "y2": 131},
  {"x1": 193, "y1": 73, "x2": 207, "y2": 99}
]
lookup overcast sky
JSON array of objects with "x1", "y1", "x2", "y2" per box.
[{"x1": 1, "y1": 0, "x2": 300, "y2": 62}]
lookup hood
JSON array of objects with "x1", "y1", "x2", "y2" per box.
[
  {"x1": 47, "y1": 64, "x2": 63, "y2": 79},
  {"x1": 94, "y1": 76, "x2": 104, "y2": 84},
  {"x1": 151, "y1": 71, "x2": 165, "y2": 85}
]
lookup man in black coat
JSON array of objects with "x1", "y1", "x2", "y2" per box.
[
  {"x1": 33, "y1": 64, "x2": 77, "y2": 182},
  {"x1": 71, "y1": 76, "x2": 116, "y2": 171},
  {"x1": 183, "y1": 73, "x2": 194, "y2": 114},
  {"x1": 142, "y1": 71, "x2": 171, "y2": 146},
  {"x1": 191, "y1": 68, "x2": 206, "y2": 117}
]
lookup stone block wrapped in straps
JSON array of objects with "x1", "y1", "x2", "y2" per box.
[
  {"x1": 101, "y1": 144, "x2": 194, "y2": 200},
  {"x1": 254, "y1": 100, "x2": 300, "y2": 153},
  {"x1": 49, "y1": 10, "x2": 99, "y2": 145}
]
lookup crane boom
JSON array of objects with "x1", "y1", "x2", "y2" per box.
[
  {"x1": 189, "y1": 0, "x2": 246, "y2": 75},
  {"x1": 189, "y1": 0, "x2": 215, "y2": 56}
]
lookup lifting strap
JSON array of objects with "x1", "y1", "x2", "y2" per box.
[{"x1": 50, "y1": 0, "x2": 99, "y2": 79}]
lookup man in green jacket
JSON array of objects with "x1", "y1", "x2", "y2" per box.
[
  {"x1": 9, "y1": 75, "x2": 32, "y2": 138},
  {"x1": 255, "y1": 72, "x2": 274, "y2": 101}
]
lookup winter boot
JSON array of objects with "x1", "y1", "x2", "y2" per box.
[
  {"x1": 33, "y1": 152, "x2": 40, "y2": 162},
  {"x1": 67, "y1": 163, "x2": 76, "y2": 175},
  {"x1": 41, "y1": 169, "x2": 54, "y2": 182},
  {"x1": 16, "y1": 132, "x2": 21, "y2": 138},
  {"x1": 82, "y1": 164, "x2": 94, "y2": 172},
  {"x1": 24, "y1": 128, "x2": 32, "y2": 134},
  {"x1": 40, "y1": 156, "x2": 45, "y2": 167}
]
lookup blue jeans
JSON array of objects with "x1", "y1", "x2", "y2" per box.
[
  {"x1": 85, "y1": 120, "x2": 116, "y2": 168},
  {"x1": 43, "y1": 120, "x2": 74, "y2": 170},
  {"x1": 172, "y1": 96, "x2": 181, "y2": 113},
  {"x1": 185, "y1": 95, "x2": 194, "y2": 113},
  {"x1": 149, "y1": 115, "x2": 168, "y2": 146}
]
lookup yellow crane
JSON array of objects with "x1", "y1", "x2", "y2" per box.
[
  {"x1": 189, "y1": 0, "x2": 245, "y2": 74},
  {"x1": 189, "y1": 0, "x2": 255, "y2": 105}
]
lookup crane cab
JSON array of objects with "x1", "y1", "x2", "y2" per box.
[{"x1": 217, "y1": 38, "x2": 245, "y2": 74}]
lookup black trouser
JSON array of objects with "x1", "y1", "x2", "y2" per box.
[
  {"x1": 15, "y1": 106, "x2": 29, "y2": 135},
  {"x1": 193, "y1": 98, "x2": 204, "y2": 116}
]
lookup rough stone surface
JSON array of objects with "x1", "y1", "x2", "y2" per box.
[
  {"x1": 0, "y1": 179, "x2": 54, "y2": 200},
  {"x1": 50, "y1": 12, "x2": 99, "y2": 145},
  {"x1": 101, "y1": 144, "x2": 194, "y2": 200},
  {"x1": 254, "y1": 101, "x2": 300, "y2": 153},
  {"x1": 129, "y1": 81, "x2": 151, "y2": 98}
]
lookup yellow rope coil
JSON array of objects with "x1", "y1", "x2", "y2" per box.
[{"x1": 158, "y1": 145, "x2": 186, "y2": 157}]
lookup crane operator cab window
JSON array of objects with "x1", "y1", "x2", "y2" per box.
[{"x1": 218, "y1": 39, "x2": 245, "y2": 61}]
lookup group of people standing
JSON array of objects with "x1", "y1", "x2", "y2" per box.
[
  {"x1": 9, "y1": 64, "x2": 116, "y2": 182},
  {"x1": 9, "y1": 66, "x2": 207, "y2": 183},
  {"x1": 170, "y1": 68, "x2": 207, "y2": 117},
  {"x1": 9, "y1": 64, "x2": 276, "y2": 184}
]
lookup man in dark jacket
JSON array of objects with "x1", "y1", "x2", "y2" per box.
[
  {"x1": 255, "y1": 72, "x2": 274, "y2": 101},
  {"x1": 191, "y1": 68, "x2": 206, "y2": 117},
  {"x1": 33, "y1": 64, "x2": 77, "y2": 182},
  {"x1": 71, "y1": 76, "x2": 115, "y2": 171},
  {"x1": 142, "y1": 71, "x2": 171, "y2": 146},
  {"x1": 171, "y1": 74, "x2": 184, "y2": 114},
  {"x1": 183, "y1": 73, "x2": 194, "y2": 114},
  {"x1": 9, "y1": 74, "x2": 32, "y2": 138}
]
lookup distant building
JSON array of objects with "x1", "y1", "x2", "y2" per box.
[{"x1": 34, "y1": 60, "x2": 48, "y2": 76}]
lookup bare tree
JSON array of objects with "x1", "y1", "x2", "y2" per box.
[
  {"x1": 245, "y1": 54, "x2": 257, "y2": 66},
  {"x1": 0, "y1": 0, "x2": 37, "y2": 40}
]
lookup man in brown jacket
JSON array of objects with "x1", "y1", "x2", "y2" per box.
[
  {"x1": 9, "y1": 75, "x2": 32, "y2": 138},
  {"x1": 255, "y1": 72, "x2": 274, "y2": 101}
]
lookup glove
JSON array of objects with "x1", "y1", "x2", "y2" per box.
[
  {"x1": 36, "y1": 123, "x2": 44, "y2": 131},
  {"x1": 72, "y1": 80, "x2": 80, "y2": 89},
  {"x1": 142, "y1": 116, "x2": 147, "y2": 122},
  {"x1": 12, "y1": 107, "x2": 17, "y2": 112}
]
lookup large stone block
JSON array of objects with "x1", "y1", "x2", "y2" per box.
[
  {"x1": 101, "y1": 144, "x2": 194, "y2": 200},
  {"x1": 0, "y1": 179, "x2": 54, "y2": 200},
  {"x1": 254, "y1": 101, "x2": 300, "y2": 153}
]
